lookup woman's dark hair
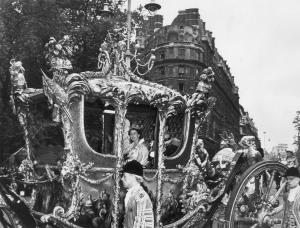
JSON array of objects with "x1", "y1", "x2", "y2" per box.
[{"x1": 128, "y1": 127, "x2": 142, "y2": 139}]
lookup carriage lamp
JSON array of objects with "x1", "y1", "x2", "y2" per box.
[
  {"x1": 145, "y1": 0, "x2": 161, "y2": 12},
  {"x1": 98, "y1": 0, "x2": 114, "y2": 19}
]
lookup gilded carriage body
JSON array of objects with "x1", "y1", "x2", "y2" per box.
[{"x1": 2, "y1": 35, "x2": 288, "y2": 228}]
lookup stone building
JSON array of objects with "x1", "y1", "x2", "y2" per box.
[
  {"x1": 239, "y1": 105, "x2": 261, "y2": 147},
  {"x1": 137, "y1": 8, "x2": 259, "y2": 154}
]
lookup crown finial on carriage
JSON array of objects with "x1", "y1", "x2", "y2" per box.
[
  {"x1": 96, "y1": 24, "x2": 156, "y2": 81},
  {"x1": 45, "y1": 36, "x2": 73, "y2": 71},
  {"x1": 45, "y1": 36, "x2": 74, "y2": 86}
]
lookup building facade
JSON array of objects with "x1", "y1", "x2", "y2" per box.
[
  {"x1": 137, "y1": 8, "x2": 259, "y2": 154},
  {"x1": 239, "y1": 105, "x2": 261, "y2": 147},
  {"x1": 271, "y1": 144, "x2": 288, "y2": 160}
]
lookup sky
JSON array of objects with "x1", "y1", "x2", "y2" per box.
[{"x1": 131, "y1": 0, "x2": 300, "y2": 151}]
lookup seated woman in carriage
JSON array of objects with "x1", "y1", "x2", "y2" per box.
[{"x1": 123, "y1": 127, "x2": 149, "y2": 167}]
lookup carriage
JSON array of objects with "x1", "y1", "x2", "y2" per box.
[{"x1": 1, "y1": 34, "x2": 287, "y2": 228}]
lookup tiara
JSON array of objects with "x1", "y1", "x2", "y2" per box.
[{"x1": 130, "y1": 121, "x2": 143, "y2": 130}]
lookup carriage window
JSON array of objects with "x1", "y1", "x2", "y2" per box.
[
  {"x1": 27, "y1": 102, "x2": 65, "y2": 166},
  {"x1": 84, "y1": 99, "x2": 106, "y2": 153},
  {"x1": 32, "y1": 125, "x2": 65, "y2": 165},
  {"x1": 123, "y1": 105, "x2": 157, "y2": 168},
  {"x1": 164, "y1": 113, "x2": 184, "y2": 157},
  {"x1": 102, "y1": 109, "x2": 115, "y2": 154}
]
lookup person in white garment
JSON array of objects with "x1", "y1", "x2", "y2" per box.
[
  {"x1": 124, "y1": 128, "x2": 149, "y2": 167},
  {"x1": 121, "y1": 160, "x2": 154, "y2": 228},
  {"x1": 268, "y1": 167, "x2": 300, "y2": 228}
]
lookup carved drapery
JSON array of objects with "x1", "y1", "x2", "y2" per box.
[
  {"x1": 156, "y1": 110, "x2": 167, "y2": 227},
  {"x1": 112, "y1": 99, "x2": 128, "y2": 228}
]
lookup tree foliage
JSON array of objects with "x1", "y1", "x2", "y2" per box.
[
  {"x1": 293, "y1": 110, "x2": 300, "y2": 163},
  {"x1": 0, "y1": 0, "x2": 144, "y2": 159}
]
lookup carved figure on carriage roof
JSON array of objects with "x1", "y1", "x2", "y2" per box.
[
  {"x1": 97, "y1": 26, "x2": 129, "y2": 80},
  {"x1": 196, "y1": 67, "x2": 215, "y2": 97},
  {"x1": 45, "y1": 36, "x2": 73, "y2": 86},
  {"x1": 9, "y1": 59, "x2": 28, "y2": 114}
]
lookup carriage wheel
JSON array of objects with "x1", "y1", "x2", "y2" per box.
[{"x1": 224, "y1": 161, "x2": 287, "y2": 228}]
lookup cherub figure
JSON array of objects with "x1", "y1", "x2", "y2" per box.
[
  {"x1": 212, "y1": 132, "x2": 237, "y2": 173},
  {"x1": 196, "y1": 67, "x2": 215, "y2": 95},
  {"x1": 9, "y1": 59, "x2": 28, "y2": 114},
  {"x1": 239, "y1": 135, "x2": 262, "y2": 166},
  {"x1": 98, "y1": 41, "x2": 111, "y2": 75}
]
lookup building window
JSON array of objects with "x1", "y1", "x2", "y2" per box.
[
  {"x1": 185, "y1": 67, "x2": 190, "y2": 75},
  {"x1": 179, "y1": 35, "x2": 184, "y2": 41},
  {"x1": 190, "y1": 49, "x2": 195, "y2": 59},
  {"x1": 178, "y1": 65, "x2": 185, "y2": 76},
  {"x1": 158, "y1": 67, "x2": 165, "y2": 76},
  {"x1": 168, "y1": 67, "x2": 173, "y2": 75},
  {"x1": 179, "y1": 48, "x2": 185, "y2": 58},
  {"x1": 195, "y1": 51, "x2": 199, "y2": 60},
  {"x1": 173, "y1": 66, "x2": 178, "y2": 75},
  {"x1": 159, "y1": 50, "x2": 165, "y2": 60},
  {"x1": 199, "y1": 51, "x2": 204, "y2": 62},
  {"x1": 168, "y1": 47, "x2": 174, "y2": 57},
  {"x1": 178, "y1": 82, "x2": 184, "y2": 92}
]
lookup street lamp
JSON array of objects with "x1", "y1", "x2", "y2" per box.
[
  {"x1": 145, "y1": 0, "x2": 162, "y2": 12},
  {"x1": 99, "y1": 0, "x2": 160, "y2": 73},
  {"x1": 124, "y1": 0, "x2": 161, "y2": 67}
]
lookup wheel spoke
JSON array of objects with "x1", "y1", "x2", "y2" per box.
[
  {"x1": 263, "y1": 170, "x2": 275, "y2": 201},
  {"x1": 224, "y1": 161, "x2": 287, "y2": 228}
]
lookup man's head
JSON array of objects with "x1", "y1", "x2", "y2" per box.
[
  {"x1": 284, "y1": 167, "x2": 300, "y2": 189},
  {"x1": 121, "y1": 160, "x2": 143, "y2": 189},
  {"x1": 286, "y1": 150, "x2": 294, "y2": 158}
]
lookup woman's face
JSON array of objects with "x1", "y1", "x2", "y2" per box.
[{"x1": 129, "y1": 129, "x2": 140, "y2": 143}]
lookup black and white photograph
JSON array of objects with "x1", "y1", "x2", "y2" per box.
[{"x1": 0, "y1": 0, "x2": 300, "y2": 227}]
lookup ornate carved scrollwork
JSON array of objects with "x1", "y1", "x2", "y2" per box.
[{"x1": 9, "y1": 60, "x2": 33, "y2": 160}]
